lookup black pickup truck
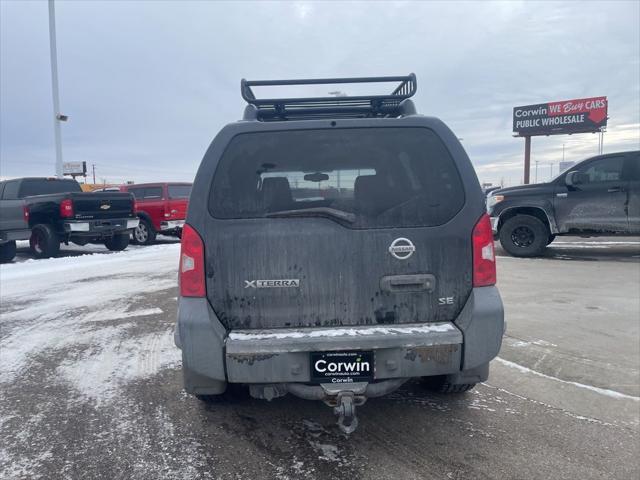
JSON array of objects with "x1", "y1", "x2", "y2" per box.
[
  {"x1": 0, "y1": 177, "x2": 139, "y2": 261},
  {"x1": 488, "y1": 151, "x2": 639, "y2": 257}
]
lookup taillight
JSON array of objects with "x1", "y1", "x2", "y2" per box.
[
  {"x1": 59, "y1": 198, "x2": 74, "y2": 218},
  {"x1": 179, "y1": 224, "x2": 205, "y2": 297},
  {"x1": 23, "y1": 205, "x2": 30, "y2": 223},
  {"x1": 472, "y1": 213, "x2": 496, "y2": 287}
]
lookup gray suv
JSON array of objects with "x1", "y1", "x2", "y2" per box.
[{"x1": 175, "y1": 74, "x2": 504, "y2": 433}]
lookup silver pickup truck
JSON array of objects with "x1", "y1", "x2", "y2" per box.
[{"x1": 0, "y1": 192, "x2": 30, "y2": 263}]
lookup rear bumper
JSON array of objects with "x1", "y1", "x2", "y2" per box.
[
  {"x1": 63, "y1": 218, "x2": 138, "y2": 236},
  {"x1": 0, "y1": 229, "x2": 31, "y2": 243},
  {"x1": 490, "y1": 216, "x2": 499, "y2": 234},
  {"x1": 227, "y1": 323, "x2": 462, "y2": 383},
  {"x1": 160, "y1": 220, "x2": 185, "y2": 231},
  {"x1": 176, "y1": 286, "x2": 504, "y2": 386}
]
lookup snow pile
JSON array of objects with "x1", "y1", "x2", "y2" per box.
[{"x1": 0, "y1": 244, "x2": 181, "y2": 400}]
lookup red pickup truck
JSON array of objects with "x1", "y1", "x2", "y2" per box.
[{"x1": 117, "y1": 183, "x2": 191, "y2": 245}]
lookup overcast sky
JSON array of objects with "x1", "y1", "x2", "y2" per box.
[{"x1": 1, "y1": 0, "x2": 639, "y2": 186}]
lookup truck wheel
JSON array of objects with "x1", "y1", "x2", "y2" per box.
[
  {"x1": 29, "y1": 224, "x2": 60, "y2": 259},
  {"x1": 131, "y1": 218, "x2": 156, "y2": 245},
  {"x1": 0, "y1": 241, "x2": 17, "y2": 263},
  {"x1": 423, "y1": 375, "x2": 476, "y2": 393},
  {"x1": 104, "y1": 233, "x2": 130, "y2": 251},
  {"x1": 499, "y1": 215, "x2": 549, "y2": 257}
]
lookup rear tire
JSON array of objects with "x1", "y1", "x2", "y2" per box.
[
  {"x1": 131, "y1": 218, "x2": 156, "y2": 245},
  {"x1": 104, "y1": 233, "x2": 130, "y2": 251},
  {"x1": 499, "y1": 214, "x2": 549, "y2": 257},
  {"x1": 29, "y1": 224, "x2": 60, "y2": 259},
  {"x1": 423, "y1": 375, "x2": 476, "y2": 393},
  {"x1": 0, "y1": 241, "x2": 17, "y2": 263}
]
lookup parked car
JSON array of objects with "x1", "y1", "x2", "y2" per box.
[
  {"x1": 174, "y1": 74, "x2": 504, "y2": 433},
  {"x1": 488, "y1": 151, "x2": 640, "y2": 257},
  {"x1": 0, "y1": 177, "x2": 139, "y2": 259},
  {"x1": 0, "y1": 195, "x2": 30, "y2": 263},
  {"x1": 116, "y1": 183, "x2": 191, "y2": 245}
]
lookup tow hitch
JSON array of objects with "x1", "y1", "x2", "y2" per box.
[
  {"x1": 279, "y1": 379, "x2": 408, "y2": 434},
  {"x1": 250, "y1": 379, "x2": 408, "y2": 434},
  {"x1": 328, "y1": 391, "x2": 367, "y2": 434}
]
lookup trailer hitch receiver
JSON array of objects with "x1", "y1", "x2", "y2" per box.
[{"x1": 329, "y1": 391, "x2": 367, "y2": 434}]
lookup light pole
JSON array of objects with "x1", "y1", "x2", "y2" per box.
[{"x1": 48, "y1": 0, "x2": 66, "y2": 177}]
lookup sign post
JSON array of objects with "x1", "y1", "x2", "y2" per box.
[
  {"x1": 524, "y1": 136, "x2": 531, "y2": 184},
  {"x1": 513, "y1": 96, "x2": 607, "y2": 184}
]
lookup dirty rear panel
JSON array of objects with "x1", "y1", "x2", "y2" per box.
[{"x1": 188, "y1": 116, "x2": 485, "y2": 330}]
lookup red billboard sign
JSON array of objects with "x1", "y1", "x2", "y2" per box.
[{"x1": 513, "y1": 96, "x2": 607, "y2": 136}]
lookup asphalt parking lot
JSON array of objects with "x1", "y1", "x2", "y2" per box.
[{"x1": 0, "y1": 237, "x2": 638, "y2": 480}]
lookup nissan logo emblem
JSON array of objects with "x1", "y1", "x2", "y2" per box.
[{"x1": 388, "y1": 237, "x2": 415, "y2": 260}]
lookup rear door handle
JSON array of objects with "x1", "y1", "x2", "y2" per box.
[
  {"x1": 607, "y1": 186, "x2": 623, "y2": 193},
  {"x1": 380, "y1": 274, "x2": 436, "y2": 293}
]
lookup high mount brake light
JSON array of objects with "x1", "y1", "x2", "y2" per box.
[
  {"x1": 179, "y1": 224, "x2": 205, "y2": 297},
  {"x1": 472, "y1": 213, "x2": 496, "y2": 287},
  {"x1": 59, "y1": 199, "x2": 74, "y2": 218}
]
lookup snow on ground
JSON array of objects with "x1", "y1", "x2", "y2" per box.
[{"x1": 0, "y1": 244, "x2": 181, "y2": 399}]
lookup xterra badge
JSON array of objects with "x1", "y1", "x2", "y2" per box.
[
  {"x1": 388, "y1": 237, "x2": 415, "y2": 260},
  {"x1": 245, "y1": 279, "x2": 300, "y2": 288}
]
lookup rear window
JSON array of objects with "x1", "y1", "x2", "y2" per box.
[
  {"x1": 18, "y1": 179, "x2": 82, "y2": 198},
  {"x1": 128, "y1": 188, "x2": 144, "y2": 199},
  {"x1": 129, "y1": 187, "x2": 163, "y2": 200},
  {"x1": 209, "y1": 128, "x2": 464, "y2": 228},
  {"x1": 168, "y1": 185, "x2": 192, "y2": 199},
  {"x1": 143, "y1": 187, "x2": 163, "y2": 199}
]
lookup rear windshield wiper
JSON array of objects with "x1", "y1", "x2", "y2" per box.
[{"x1": 265, "y1": 207, "x2": 356, "y2": 223}]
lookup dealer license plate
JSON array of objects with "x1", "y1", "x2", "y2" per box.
[{"x1": 310, "y1": 351, "x2": 374, "y2": 384}]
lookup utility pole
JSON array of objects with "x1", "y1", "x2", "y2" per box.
[
  {"x1": 562, "y1": 143, "x2": 565, "y2": 162},
  {"x1": 92, "y1": 164, "x2": 96, "y2": 184},
  {"x1": 48, "y1": 0, "x2": 65, "y2": 177},
  {"x1": 534, "y1": 160, "x2": 539, "y2": 183}
]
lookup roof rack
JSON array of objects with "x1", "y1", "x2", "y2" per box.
[{"x1": 240, "y1": 74, "x2": 417, "y2": 121}]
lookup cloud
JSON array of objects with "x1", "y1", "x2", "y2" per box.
[{"x1": 1, "y1": 0, "x2": 638, "y2": 187}]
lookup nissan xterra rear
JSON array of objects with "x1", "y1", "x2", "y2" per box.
[{"x1": 175, "y1": 74, "x2": 504, "y2": 433}]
